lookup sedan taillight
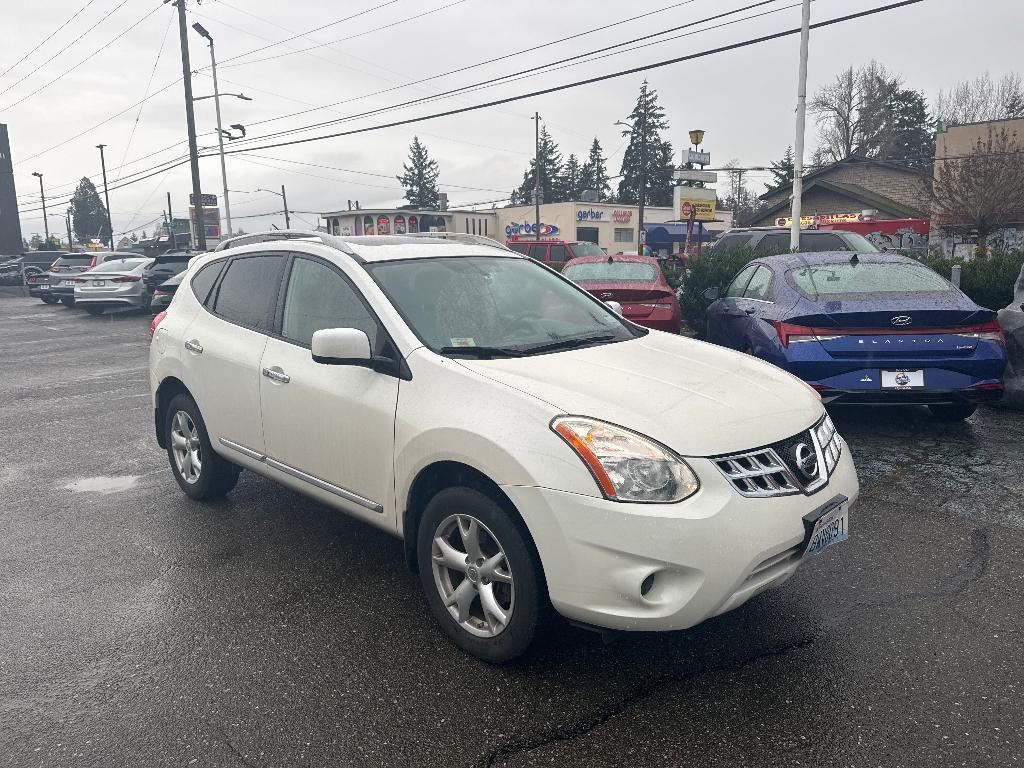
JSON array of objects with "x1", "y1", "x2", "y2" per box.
[{"x1": 149, "y1": 311, "x2": 167, "y2": 342}]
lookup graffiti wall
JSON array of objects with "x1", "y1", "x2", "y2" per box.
[{"x1": 822, "y1": 219, "x2": 930, "y2": 252}]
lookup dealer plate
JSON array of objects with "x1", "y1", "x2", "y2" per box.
[
  {"x1": 92, "y1": 280, "x2": 105, "y2": 286},
  {"x1": 802, "y1": 495, "x2": 849, "y2": 558},
  {"x1": 882, "y1": 369, "x2": 924, "y2": 389}
]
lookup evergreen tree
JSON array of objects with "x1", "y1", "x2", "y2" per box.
[
  {"x1": 69, "y1": 177, "x2": 110, "y2": 243},
  {"x1": 555, "y1": 154, "x2": 584, "y2": 201},
  {"x1": 580, "y1": 138, "x2": 611, "y2": 201},
  {"x1": 511, "y1": 126, "x2": 562, "y2": 205},
  {"x1": 879, "y1": 88, "x2": 933, "y2": 168},
  {"x1": 766, "y1": 146, "x2": 795, "y2": 191},
  {"x1": 397, "y1": 136, "x2": 440, "y2": 208},
  {"x1": 617, "y1": 81, "x2": 674, "y2": 207}
]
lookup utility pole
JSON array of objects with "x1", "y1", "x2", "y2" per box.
[
  {"x1": 31, "y1": 172, "x2": 49, "y2": 241},
  {"x1": 65, "y1": 209, "x2": 74, "y2": 252},
  {"x1": 96, "y1": 144, "x2": 114, "y2": 249},
  {"x1": 192, "y1": 22, "x2": 231, "y2": 237},
  {"x1": 789, "y1": 0, "x2": 811, "y2": 252},
  {"x1": 173, "y1": 0, "x2": 206, "y2": 250},
  {"x1": 281, "y1": 184, "x2": 290, "y2": 229},
  {"x1": 637, "y1": 82, "x2": 648, "y2": 255},
  {"x1": 533, "y1": 112, "x2": 541, "y2": 240}
]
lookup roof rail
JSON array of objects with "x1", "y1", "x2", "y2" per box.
[
  {"x1": 395, "y1": 231, "x2": 512, "y2": 251},
  {"x1": 214, "y1": 230, "x2": 357, "y2": 255}
]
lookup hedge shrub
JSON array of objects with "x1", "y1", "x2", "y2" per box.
[
  {"x1": 915, "y1": 250, "x2": 1024, "y2": 311},
  {"x1": 676, "y1": 247, "x2": 758, "y2": 337}
]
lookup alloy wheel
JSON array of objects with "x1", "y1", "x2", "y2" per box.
[
  {"x1": 431, "y1": 513, "x2": 515, "y2": 638},
  {"x1": 170, "y1": 410, "x2": 202, "y2": 484}
]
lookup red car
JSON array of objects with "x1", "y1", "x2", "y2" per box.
[{"x1": 561, "y1": 254, "x2": 682, "y2": 333}]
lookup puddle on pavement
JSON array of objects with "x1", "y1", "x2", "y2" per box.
[{"x1": 65, "y1": 475, "x2": 141, "y2": 494}]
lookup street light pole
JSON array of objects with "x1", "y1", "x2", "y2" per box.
[
  {"x1": 255, "y1": 186, "x2": 290, "y2": 229},
  {"x1": 638, "y1": 83, "x2": 647, "y2": 255},
  {"x1": 192, "y1": 22, "x2": 232, "y2": 237},
  {"x1": 172, "y1": 0, "x2": 206, "y2": 251},
  {"x1": 533, "y1": 112, "x2": 541, "y2": 240},
  {"x1": 31, "y1": 172, "x2": 48, "y2": 242},
  {"x1": 789, "y1": 0, "x2": 812, "y2": 252},
  {"x1": 96, "y1": 144, "x2": 114, "y2": 249}
]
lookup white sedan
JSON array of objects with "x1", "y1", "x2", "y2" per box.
[{"x1": 149, "y1": 232, "x2": 858, "y2": 663}]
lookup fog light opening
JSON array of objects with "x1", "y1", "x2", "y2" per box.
[{"x1": 640, "y1": 573, "x2": 656, "y2": 598}]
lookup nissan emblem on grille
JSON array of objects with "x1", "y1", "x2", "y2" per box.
[
  {"x1": 891, "y1": 315, "x2": 912, "y2": 326},
  {"x1": 793, "y1": 443, "x2": 818, "y2": 479}
]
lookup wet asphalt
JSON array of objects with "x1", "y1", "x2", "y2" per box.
[{"x1": 1, "y1": 288, "x2": 1022, "y2": 768}]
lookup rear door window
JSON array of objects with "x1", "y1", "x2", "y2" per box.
[
  {"x1": 190, "y1": 259, "x2": 226, "y2": 306},
  {"x1": 800, "y1": 232, "x2": 850, "y2": 251},
  {"x1": 210, "y1": 254, "x2": 285, "y2": 330},
  {"x1": 725, "y1": 264, "x2": 758, "y2": 297},
  {"x1": 548, "y1": 244, "x2": 568, "y2": 262},
  {"x1": 527, "y1": 244, "x2": 548, "y2": 262},
  {"x1": 752, "y1": 233, "x2": 790, "y2": 255},
  {"x1": 742, "y1": 265, "x2": 774, "y2": 301}
]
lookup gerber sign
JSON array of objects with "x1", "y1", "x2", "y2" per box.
[{"x1": 506, "y1": 222, "x2": 559, "y2": 238}]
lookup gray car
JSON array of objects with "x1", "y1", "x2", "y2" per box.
[{"x1": 73, "y1": 257, "x2": 154, "y2": 315}]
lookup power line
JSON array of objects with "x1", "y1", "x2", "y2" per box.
[
  {"x1": 0, "y1": 2, "x2": 163, "y2": 111},
  {"x1": 0, "y1": 0, "x2": 101, "y2": 81}
]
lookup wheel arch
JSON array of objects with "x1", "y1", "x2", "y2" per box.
[
  {"x1": 154, "y1": 376, "x2": 192, "y2": 449},
  {"x1": 401, "y1": 460, "x2": 543, "y2": 581}
]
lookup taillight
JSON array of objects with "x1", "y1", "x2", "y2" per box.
[
  {"x1": 772, "y1": 321, "x2": 825, "y2": 347},
  {"x1": 149, "y1": 311, "x2": 167, "y2": 341},
  {"x1": 90, "y1": 256, "x2": 97, "y2": 267},
  {"x1": 112, "y1": 275, "x2": 142, "y2": 282},
  {"x1": 967, "y1": 320, "x2": 1005, "y2": 345}
]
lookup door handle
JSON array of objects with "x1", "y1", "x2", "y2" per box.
[
  {"x1": 262, "y1": 366, "x2": 290, "y2": 384},
  {"x1": 184, "y1": 339, "x2": 203, "y2": 354}
]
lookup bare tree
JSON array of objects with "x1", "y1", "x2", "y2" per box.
[
  {"x1": 932, "y1": 127, "x2": 1024, "y2": 253},
  {"x1": 935, "y1": 72, "x2": 1024, "y2": 125},
  {"x1": 810, "y1": 61, "x2": 902, "y2": 163}
]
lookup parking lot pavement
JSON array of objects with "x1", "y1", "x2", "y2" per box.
[{"x1": 1, "y1": 290, "x2": 1022, "y2": 768}]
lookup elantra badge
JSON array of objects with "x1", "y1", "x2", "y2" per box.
[{"x1": 891, "y1": 315, "x2": 912, "y2": 326}]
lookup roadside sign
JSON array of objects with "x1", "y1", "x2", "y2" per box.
[
  {"x1": 687, "y1": 149, "x2": 711, "y2": 166},
  {"x1": 189, "y1": 193, "x2": 218, "y2": 207},
  {"x1": 675, "y1": 169, "x2": 718, "y2": 184}
]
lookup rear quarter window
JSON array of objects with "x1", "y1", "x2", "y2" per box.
[{"x1": 190, "y1": 259, "x2": 226, "y2": 306}]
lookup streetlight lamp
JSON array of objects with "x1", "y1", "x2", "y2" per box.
[
  {"x1": 191, "y1": 21, "x2": 243, "y2": 238},
  {"x1": 96, "y1": 144, "x2": 114, "y2": 249},
  {"x1": 31, "y1": 172, "x2": 49, "y2": 242},
  {"x1": 255, "y1": 187, "x2": 290, "y2": 229}
]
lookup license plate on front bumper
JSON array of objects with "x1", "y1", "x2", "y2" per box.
[
  {"x1": 802, "y1": 495, "x2": 849, "y2": 558},
  {"x1": 882, "y1": 369, "x2": 924, "y2": 389}
]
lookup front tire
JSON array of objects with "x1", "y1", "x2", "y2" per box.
[
  {"x1": 60, "y1": 297, "x2": 75, "y2": 307},
  {"x1": 929, "y1": 402, "x2": 978, "y2": 421},
  {"x1": 417, "y1": 487, "x2": 544, "y2": 663},
  {"x1": 41, "y1": 295, "x2": 60, "y2": 305},
  {"x1": 165, "y1": 393, "x2": 240, "y2": 500}
]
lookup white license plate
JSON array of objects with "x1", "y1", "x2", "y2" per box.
[
  {"x1": 881, "y1": 369, "x2": 924, "y2": 389},
  {"x1": 802, "y1": 499, "x2": 849, "y2": 558},
  {"x1": 38, "y1": 284, "x2": 49, "y2": 290},
  {"x1": 93, "y1": 280, "x2": 105, "y2": 286}
]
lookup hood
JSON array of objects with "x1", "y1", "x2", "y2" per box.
[{"x1": 456, "y1": 332, "x2": 823, "y2": 457}]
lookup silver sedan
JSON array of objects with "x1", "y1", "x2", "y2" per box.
[{"x1": 73, "y1": 257, "x2": 154, "y2": 315}]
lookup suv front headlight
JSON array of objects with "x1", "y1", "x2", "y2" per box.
[{"x1": 551, "y1": 416, "x2": 699, "y2": 503}]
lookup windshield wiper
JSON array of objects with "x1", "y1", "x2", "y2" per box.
[
  {"x1": 439, "y1": 345, "x2": 524, "y2": 358},
  {"x1": 520, "y1": 334, "x2": 616, "y2": 356}
]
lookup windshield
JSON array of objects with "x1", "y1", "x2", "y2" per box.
[
  {"x1": 89, "y1": 258, "x2": 149, "y2": 273},
  {"x1": 570, "y1": 242, "x2": 605, "y2": 257},
  {"x1": 366, "y1": 255, "x2": 641, "y2": 355},
  {"x1": 786, "y1": 262, "x2": 953, "y2": 299},
  {"x1": 562, "y1": 260, "x2": 659, "y2": 283}
]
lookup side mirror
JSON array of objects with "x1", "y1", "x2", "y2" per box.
[
  {"x1": 311, "y1": 328, "x2": 371, "y2": 364},
  {"x1": 605, "y1": 300, "x2": 623, "y2": 316},
  {"x1": 702, "y1": 286, "x2": 720, "y2": 302}
]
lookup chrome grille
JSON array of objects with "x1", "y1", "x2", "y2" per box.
[{"x1": 714, "y1": 414, "x2": 843, "y2": 498}]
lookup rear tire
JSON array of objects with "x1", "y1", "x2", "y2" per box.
[
  {"x1": 929, "y1": 402, "x2": 978, "y2": 421},
  {"x1": 60, "y1": 297, "x2": 75, "y2": 307},
  {"x1": 41, "y1": 295, "x2": 59, "y2": 305},
  {"x1": 165, "y1": 393, "x2": 241, "y2": 500},
  {"x1": 84, "y1": 306, "x2": 104, "y2": 316},
  {"x1": 417, "y1": 487, "x2": 544, "y2": 664}
]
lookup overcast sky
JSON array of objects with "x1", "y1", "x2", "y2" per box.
[{"x1": 3, "y1": 0, "x2": 1022, "y2": 241}]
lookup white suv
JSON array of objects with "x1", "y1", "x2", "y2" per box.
[{"x1": 149, "y1": 232, "x2": 859, "y2": 662}]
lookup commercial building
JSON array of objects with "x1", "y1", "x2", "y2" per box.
[{"x1": 0, "y1": 124, "x2": 23, "y2": 257}]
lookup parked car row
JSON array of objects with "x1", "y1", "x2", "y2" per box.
[{"x1": 21, "y1": 249, "x2": 197, "y2": 314}]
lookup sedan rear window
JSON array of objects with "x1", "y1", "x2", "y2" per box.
[
  {"x1": 89, "y1": 258, "x2": 149, "y2": 272},
  {"x1": 562, "y1": 261, "x2": 659, "y2": 282},
  {"x1": 786, "y1": 262, "x2": 953, "y2": 299},
  {"x1": 54, "y1": 256, "x2": 94, "y2": 267},
  {"x1": 570, "y1": 242, "x2": 605, "y2": 257}
]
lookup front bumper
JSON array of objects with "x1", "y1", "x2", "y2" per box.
[{"x1": 501, "y1": 442, "x2": 858, "y2": 632}]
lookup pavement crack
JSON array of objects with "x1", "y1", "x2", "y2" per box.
[{"x1": 475, "y1": 636, "x2": 815, "y2": 767}]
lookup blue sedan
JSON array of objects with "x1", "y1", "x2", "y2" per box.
[{"x1": 704, "y1": 252, "x2": 1007, "y2": 420}]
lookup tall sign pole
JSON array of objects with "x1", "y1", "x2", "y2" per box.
[
  {"x1": 533, "y1": 112, "x2": 541, "y2": 239},
  {"x1": 789, "y1": 0, "x2": 812, "y2": 252},
  {"x1": 173, "y1": 0, "x2": 206, "y2": 250}
]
